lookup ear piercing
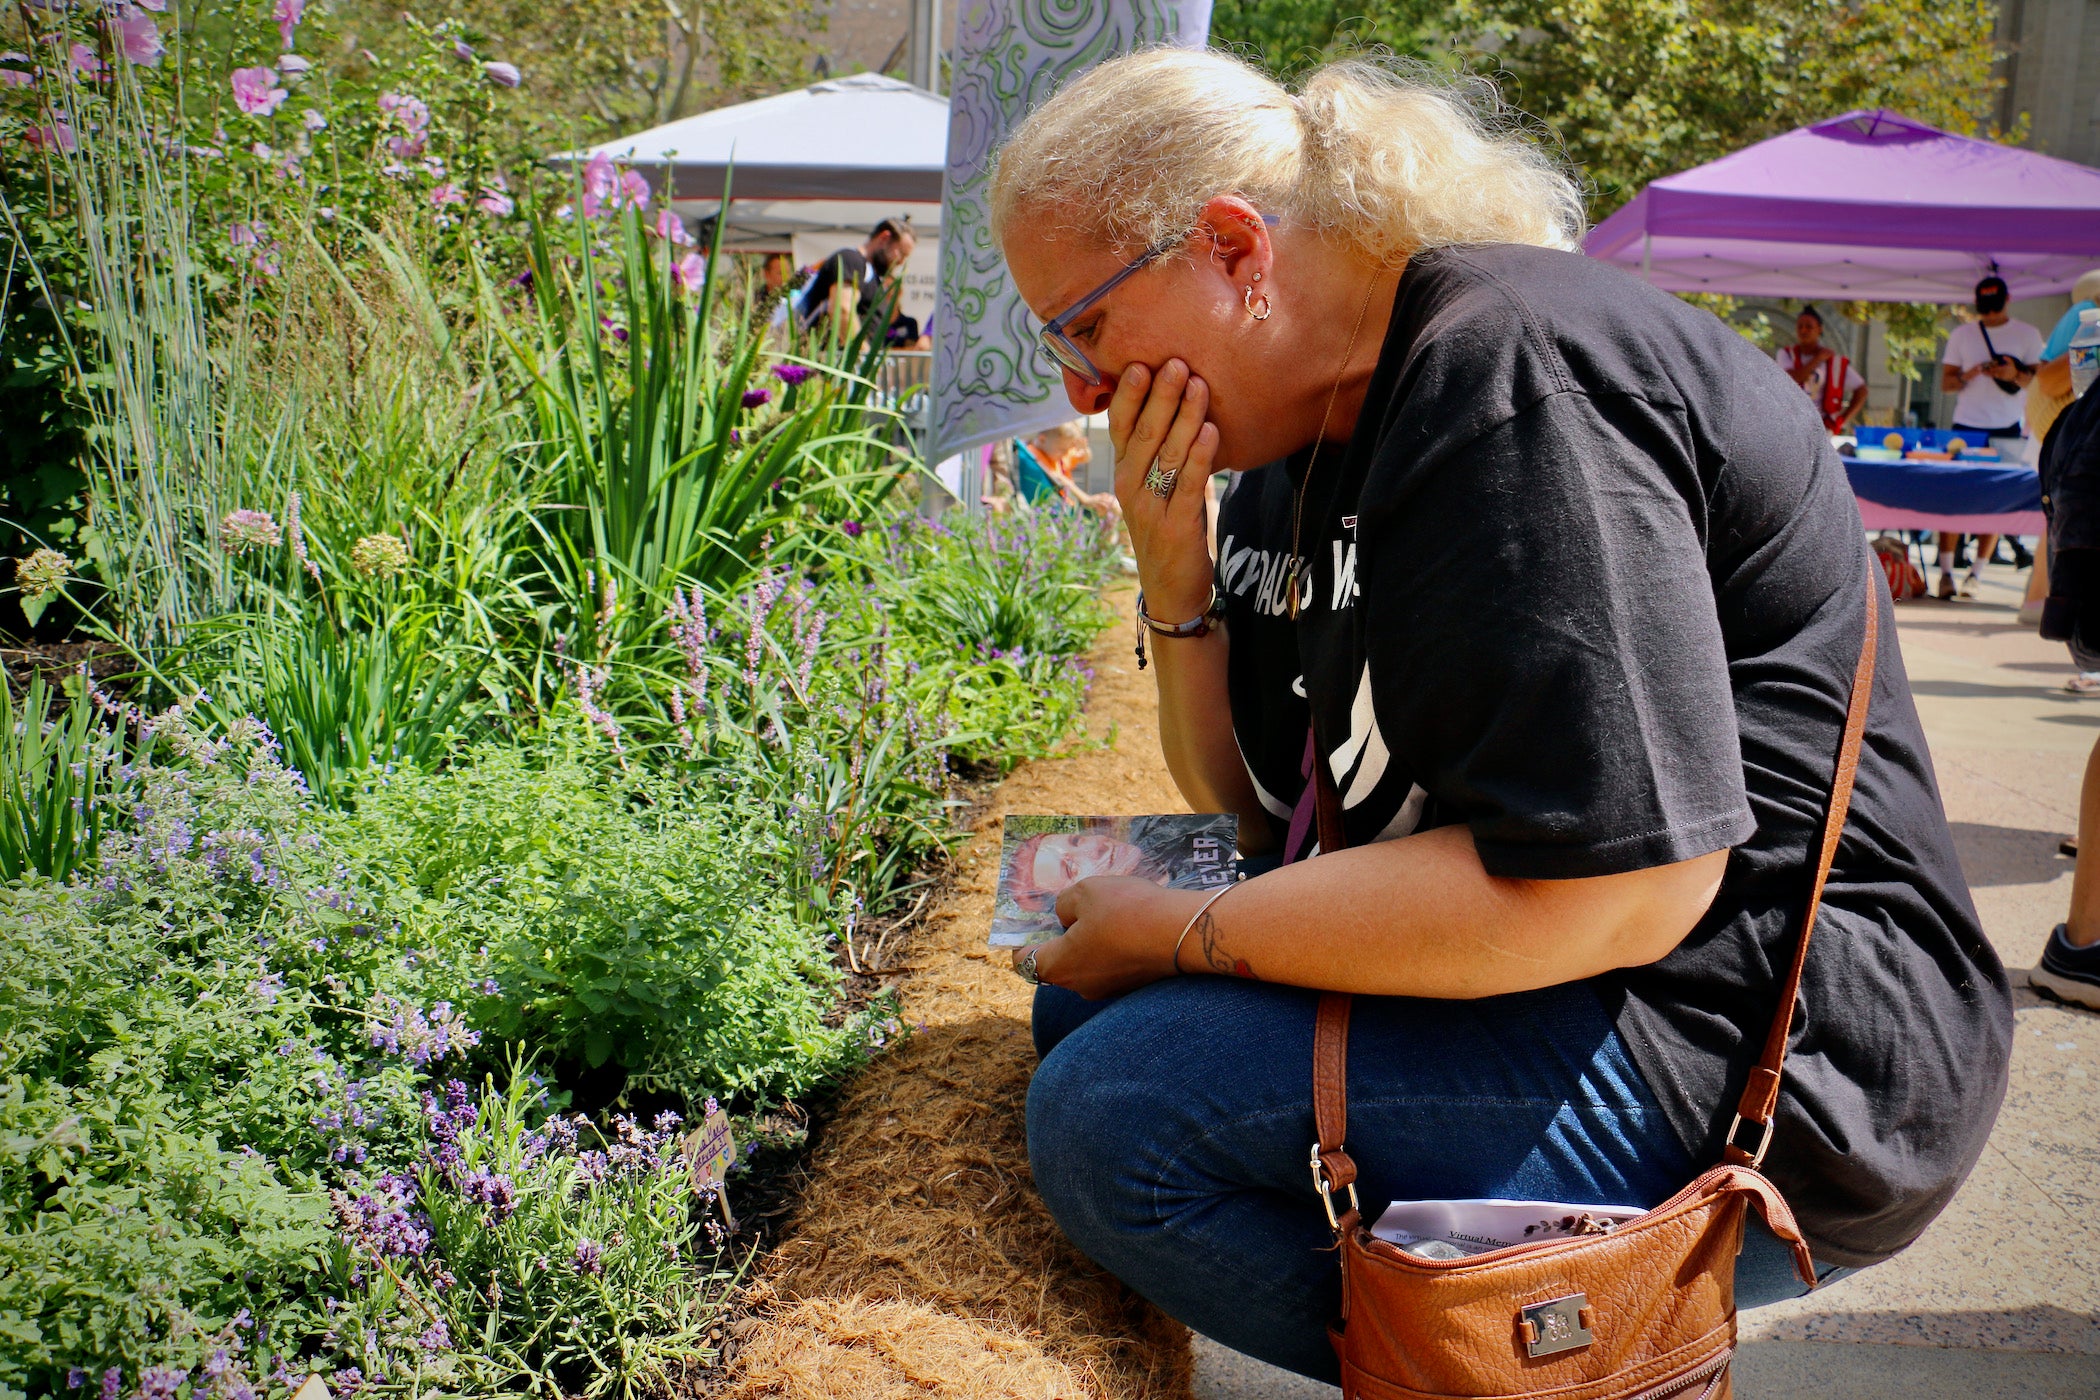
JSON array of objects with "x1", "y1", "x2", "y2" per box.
[{"x1": 1244, "y1": 284, "x2": 1272, "y2": 320}]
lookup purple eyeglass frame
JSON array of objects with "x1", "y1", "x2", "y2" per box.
[{"x1": 1036, "y1": 214, "x2": 1280, "y2": 386}]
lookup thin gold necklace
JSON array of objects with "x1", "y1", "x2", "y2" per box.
[{"x1": 1286, "y1": 277, "x2": 1380, "y2": 620}]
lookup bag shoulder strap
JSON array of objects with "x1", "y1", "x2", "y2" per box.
[
  {"x1": 1314, "y1": 559, "x2": 1881, "y2": 1185},
  {"x1": 1724, "y1": 560, "x2": 1878, "y2": 1166}
]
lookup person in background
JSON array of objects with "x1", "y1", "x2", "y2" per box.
[
  {"x1": 2031, "y1": 269, "x2": 2100, "y2": 447},
  {"x1": 1030, "y1": 420, "x2": 1122, "y2": 521},
  {"x1": 1775, "y1": 306, "x2": 1866, "y2": 433},
  {"x1": 2033, "y1": 374, "x2": 2100, "y2": 1006},
  {"x1": 762, "y1": 252, "x2": 799, "y2": 332},
  {"x1": 795, "y1": 217, "x2": 916, "y2": 340},
  {"x1": 1937, "y1": 275, "x2": 2045, "y2": 599}
]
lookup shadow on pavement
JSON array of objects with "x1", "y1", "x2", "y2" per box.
[{"x1": 1947, "y1": 820, "x2": 2078, "y2": 887}]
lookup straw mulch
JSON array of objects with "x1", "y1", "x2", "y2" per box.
[{"x1": 722, "y1": 583, "x2": 1197, "y2": 1400}]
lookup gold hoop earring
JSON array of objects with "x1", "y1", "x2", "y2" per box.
[{"x1": 1244, "y1": 286, "x2": 1272, "y2": 321}]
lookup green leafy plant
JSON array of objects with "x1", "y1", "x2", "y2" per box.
[
  {"x1": 491, "y1": 202, "x2": 906, "y2": 673},
  {"x1": 0, "y1": 671, "x2": 126, "y2": 882},
  {"x1": 339, "y1": 741, "x2": 864, "y2": 1100}
]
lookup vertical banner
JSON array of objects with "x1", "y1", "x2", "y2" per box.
[{"x1": 930, "y1": 0, "x2": 1213, "y2": 470}]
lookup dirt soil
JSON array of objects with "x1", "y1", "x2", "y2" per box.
[{"x1": 721, "y1": 583, "x2": 1198, "y2": 1400}]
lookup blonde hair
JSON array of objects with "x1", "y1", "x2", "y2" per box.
[
  {"x1": 991, "y1": 49, "x2": 1583, "y2": 267},
  {"x1": 2077, "y1": 269, "x2": 2100, "y2": 305}
]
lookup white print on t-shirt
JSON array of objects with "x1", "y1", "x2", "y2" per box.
[
  {"x1": 1330, "y1": 665, "x2": 1390, "y2": 805},
  {"x1": 1219, "y1": 535, "x2": 1361, "y2": 616},
  {"x1": 1324, "y1": 663, "x2": 1431, "y2": 836}
]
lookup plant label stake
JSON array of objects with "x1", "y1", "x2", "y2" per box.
[{"x1": 685, "y1": 1107, "x2": 739, "y2": 1230}]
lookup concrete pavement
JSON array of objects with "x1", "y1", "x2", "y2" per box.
[{"x1": 1192, "y1": 564, "x2": 2100, "y2": 1399}]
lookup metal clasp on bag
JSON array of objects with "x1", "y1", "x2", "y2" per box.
[
  {"x1": 1725, "y1": 1112, "x2": 1775, "y2": 1168},
  {"x1": 1520, "y1": 1293, "x2": 1596, "y2": 1358},
  {"x1": 1309, "y1": 1142, "x2": 1359, "y2": 1229}
]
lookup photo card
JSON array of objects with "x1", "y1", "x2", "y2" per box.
[{"x1": 990, "y1": 813, "x2": 1239, "y2": 947}]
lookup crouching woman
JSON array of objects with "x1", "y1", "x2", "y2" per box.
[{"x1": 992, "y1": 48, "x2": 2011, "y2": 1385}]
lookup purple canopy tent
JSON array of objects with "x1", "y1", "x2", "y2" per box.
[{"x1": 1586, "y1": 110, "x2": 2100, "y2": 302}]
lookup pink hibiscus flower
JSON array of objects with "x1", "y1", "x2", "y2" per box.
[
  {"x1": 580, "y1": 151, "x2": 615, "y2": 218},
  {"x1": 113, "y1": 8, "x2": 164, "y2": 65},
  {"x1": 274, "y1": 0, "x2": 304, "y2": 53},
  {"x1": 230, "y1": 66, "x2": 287, "y2": 117},
  {"x1": 653, "y1": 208, "x2": 692, "y2": 245},
  {"x1": 25, "y1": 120, "x2": 76, "y2": 152}
]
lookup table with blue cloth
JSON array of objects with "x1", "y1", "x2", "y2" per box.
[
  {"x1": 1840, "y1": 426, "x2": 2043, "y2": 535},
  {"x1": 1842, "y1": 454, "x2": 2045, "y2": 535}
]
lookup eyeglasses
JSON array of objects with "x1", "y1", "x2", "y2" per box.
[{"x1": 1035, "y1": 215, "x2": 1277, "y2": 386}]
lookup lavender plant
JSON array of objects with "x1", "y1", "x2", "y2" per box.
[
  {"x1": 0, "y1": 707, "x2": 487, "y2": 1396},
  {"x1": 321, "y1": 1069, "x2": 731, "y2": 1399}
]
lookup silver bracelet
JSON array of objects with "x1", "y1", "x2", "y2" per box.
[{"x1": 1171, "y1": 884, "x2": 1238, "y2": 974}]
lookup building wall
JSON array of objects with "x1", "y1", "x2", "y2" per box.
[
  {"x1": 1996, "y1": 0, "x2": 2100, "y2": 167},
  {"x1": 818, "y1": 0, "x2": 959, "y2": 81}
]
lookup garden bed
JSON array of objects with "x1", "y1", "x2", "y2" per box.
[
  {"x1": 723, "y1": 584, "x2": 1198, "y2": 1400},
  {"x1": 0, "y1": 7, "x2": 1153, "y2": 1395}
]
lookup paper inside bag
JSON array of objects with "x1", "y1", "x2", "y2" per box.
[{"x1": 1369, "y1": 1197, "x2": 1644, "y2": 1257}]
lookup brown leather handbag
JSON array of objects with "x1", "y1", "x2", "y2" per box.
[{"x1": 1309, "y1": 572, "x2": 1877, "y2": 1400}]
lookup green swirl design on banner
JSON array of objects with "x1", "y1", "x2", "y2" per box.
[{"x1": 931, "y1": 0, "x2": 1213, "y2": 466}]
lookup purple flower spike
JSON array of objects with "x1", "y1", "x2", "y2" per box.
[
  {"x1": 573, "y1": 1237, "x2": 605, "y2": 1275},
  {"x1": 772, "y1": 363, "x2": 814, "y2": 387},
  {"x1": 842, "y1": 520, "x2": 864, "y2": 537},
  {"x1": 741, "y1": 388, "x2": 771, "y2": 409}
]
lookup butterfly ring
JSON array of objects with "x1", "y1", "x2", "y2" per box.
[{"x1": 1144, "y1": 464, "x2": 1179, "y2": 499}]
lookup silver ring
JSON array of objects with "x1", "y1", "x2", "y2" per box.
[
  {"x1": 1016, "y1": 947, "x2": 1040, "y2": 985},
  {"x1": 1145, "y1": 465, "x2": 1179, "y2": 500}
]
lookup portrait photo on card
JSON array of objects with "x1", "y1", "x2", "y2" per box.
[{"x1": 989, "y1": 813, "x2": 1238, "y2": 946}]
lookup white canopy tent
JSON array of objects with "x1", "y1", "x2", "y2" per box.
[
  {"x1": 567, "y1": 73, "x2": 949, "y2": 206},
  {"x1": 562, "y1": 74, "x2": 949, "y2": 329}
]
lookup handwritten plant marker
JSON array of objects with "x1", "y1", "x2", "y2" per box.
[{"x1": 684, "y1": 1106, "x2": 738, "y2": 1229}]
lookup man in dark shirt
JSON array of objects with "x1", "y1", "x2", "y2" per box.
[{"x1": 795, "y1": 217, "x2": 916, "y2": 338}]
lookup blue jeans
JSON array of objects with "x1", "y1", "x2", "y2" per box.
[{"x1": 1027, "y1": 976, "x2": 1854, "y2": 1384}]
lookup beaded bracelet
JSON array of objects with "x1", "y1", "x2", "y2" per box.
[{"x1": 1135, "y1": 585, "x2": 1224, "y2": 670}]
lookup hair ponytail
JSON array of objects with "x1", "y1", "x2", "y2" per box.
[{"x1": 991, "y1": 49, "x2": 1583, "y2": 267}]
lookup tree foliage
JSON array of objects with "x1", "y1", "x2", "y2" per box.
[
  {"x1": 335, "y1": 0, "x2": 826, "y2": 146},
  {"x1": 1210, "y1": 0, "x2": 2010, "y2": 221},
  {"x1": 1443, "y1": 0, "x2": 2009, "y2": 217},
  {"x1": 1209, "y1": 0, "x2": 1441, "y2": 80}
]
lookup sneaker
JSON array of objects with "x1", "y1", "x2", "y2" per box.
[
  {"x1": 1937, "y1": 572, "x2": 1957, "y2": 600},
  {"x1": 2031, "y1": 924, "x2": 2100, "y2": 1011},
  {"x1": 1959, "y1": 571, "x2": 1981, "y2": 599},
  {"x1": 2066, "y1": 673, "x2": 2100, "y2": 696}
]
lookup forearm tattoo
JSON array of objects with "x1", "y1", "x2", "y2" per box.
[{"x1": 1194, "y1": 908, "x2": 1258, "y2": 980}]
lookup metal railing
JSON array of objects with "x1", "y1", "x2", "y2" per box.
[{"x1": 877, "y1": 349, "x2": 932, "y2": 401}]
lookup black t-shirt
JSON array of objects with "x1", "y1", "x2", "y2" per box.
[
  {"x1": 1217, "y1": 244, "x2": 2012, "y2": 1268},
  {"x1": 796, "y1": 247, "x2": 881, "y2": 329}
]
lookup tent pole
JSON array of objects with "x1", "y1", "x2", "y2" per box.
[{"x1": 1641, "y1": 232, "x2": 1652, "y2": 284}]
